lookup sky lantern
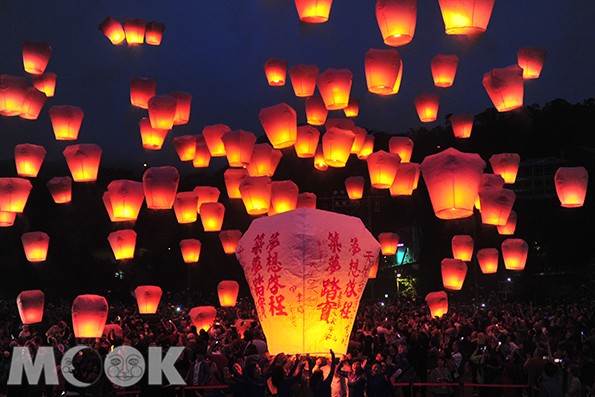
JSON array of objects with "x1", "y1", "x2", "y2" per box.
[
  {"x1": 294, "y1": 0, "x2": 333, "y2": 23},
  {"x1": 193, "y1": 186, "x2": 220, "y2": 214},
  {"x1": 193, "y1": 135, "x2": 212, "y2": 168},
  {"x1": 22, "y1": 41, "x2": 51, "y2": 75},
  {"x1": 15, "y1": 143, "x2": 46, "y2": 178},
  {"x1": 49, "y1": 105, "x2": 84, "y2": 140},
  {"x1": 180, "y1": 239, "x2": 201, "y2": 263},
  {"x1": 171, "y1": 91, "x2": 192, "y2": 125},
  {"x1": 17, "y1": 290, "x2": 44, "y2": 324},
  {"x1": 63, "y1": 144, "x2": 102, "y2": 182},
  {"x1": 438, "y1": 0, "x2": 495, "y2": 35},
  {"x1": 490, "y1": 153, "x2": 521, "y2": 184},
  {"x1": 46, "y1": 176, "x2": 72, "y2": 204},
  {"x1": 173, "y1": 191, "x2": 199, "y2": 224},
  {"x1": 102, "y1": 193, "x2": 116, "y2": 222},
  {"x1": 357, "y1": 135, "x2": 375, "y2": 160},
  {"x1": 425, "y1": 291, "x2": 448, "y2": 318},
  {"x1": 173, "y1": 135, "x2": 197, "y2": 162},
  {"x1": 218, "y1": 280, "x2": 240, "y2": 307},
  {"x1": 108, "y1": 229, "x2": 136, "y2": 260},
  {"x1": 483, "y1": 65, "x2": 524, "y2": 112},
  {"x1": 259, "y1": 103, "x2": 297, "y2": 149},
  {"x1": 145, "y1": 21, "x2": 165, "y2": 45},
  {"x1": 0, "y1": 75, "x2": 27, "y2": 117},
  {"x1": 0, "y1": 211, "x2": 16, "y2": 227},
  {"x1": 350, "y1": 127, "x2": 367, "y2": 154},
  {"x1": 289, "y1": 64, "x2": 319, "y2": 97},
  {"x1": 420, "y1": 148, "x2": 486, "y2": 220},
  {"x1": 224, "y1": 169, "x2": 247, "y2": 199},
  {"x1": 21, "y1": 231, "x2": 50, "y2": 262},
  {"x1": 343, "y1": 99, "x2": 360, "y2": 117},
  {"x1": 270, "y1": 180, "x2": 299, "y2": 214},
  {"x1": 431, "y1": 54, "x2": 459, "y2": 88},
  {"x1": 367, "y1": 150, "x2": 401, "y2": 189},
  {"x1": 517, "y1": 47, "x2": 547, "y2": 79},
  {"x1": 389, "y1": 136, "x2": 413, "y2": 163},
  {"x1": 365, "y1": 48, "x2": 402, "y2": 95},
  {"x1": 239, "y1": 176, "x2": 272, "y2": 215},
  {"x1": 497, "y1": 210, "x2": 517, "y2": 235},
  {"x1": 130, "y1": 77, "x2": 156, "y2": 109},
  {"x1": 221, "y1": 129, "x2": 256, "y2": 167},
  {"x1": 345, "y1": 176, "x2": 365, "y2": 200},
  {"x1": 479, "y1": 187, "x2": 516, "y2": 226},
  {"x1": 98, "y1": 17, "x2": 125, "y2": 45},
  {"x1": 476, "y1": 248, "x2": 499, "y2": 274},
  {"x1": 200, "y1": 202, "x2": 225, "y2": 232},
  {"x1": 414, "y1": 93, "x2": 440, "y2": 122},
  {"x1": 247, "y1": 144, "x2": 282, "y2": 177},
  {"x1": 143, "y1": 166, "x2": 179, "y2": 210},
  {"x1": 554, "y1": 167, "x2": 588, "y2": 208},
  {"x1": 368, "y1": 257, "x2": 380, "y2": 279},
  {"x1": 124, "y1": 18, "x2": 145, "y2": 44},
  {"x1": 107, "y1": 180, "x2": 144, "y2": 222},
  {"x1": 189, "y1": 306, "x2": 217, "y2": 331},
  {"x1": 148, "y1": 95, "x2": 177, "y2": 130},
  {"x1": 305, "y1": 96, "x2": 329, "y2": 126},
  {"x1": 71, "y1": 295, "x2": 108, "y2": 338},
  {"x1": 219, "y1": 230, "x2": 242, "y2": 254},
  {"x1": 203, "y1": 124, "x2": 231, "y2": 157},
  {"x1": 264, "y1": 58, "x2": 288, "y2": 86},
  {"x1": 390, "y1": 162, "x2": 419, "y2": 196},
  {"x1": 31, "y1": 72, "x2": 56, "y2": 97},
  {"x1": 501, "y1": 238, "x2": 528, "y2": 271},
  {"x1": 451, "y1": 235, "x2": 474, "y2": 261},
  {"x1": 236, "y1": 208, "x2": 380, "y2": 354},
  {"x1": 441, "y1": 258, "x2": 467, "y2": 290},
  {"x1": 378, "y1": 232, "x2": 399, "y2": 255},
  {"x1": 294, "y1": 126, "x2": 320, "y2": 158},
  {"x1": 375, "y1": 0, "x2": 417, "y2": 46},
  {"x1": 19, "y1": 88, "x2": 47, "y2": 120},
  {"x1": 134, "y1": 286, "x2": 162, "y2": 314},
  {"x1": 139, "y1": 118, "x2": 168, "y2": 150},
  {"x1": 297, "y1": 192, "x2": 317, "y2": 209},
  {"x1": 450, "y1": 114, "x2": 474, "y2": 138},
  {"x1": 322, "y1": 127, "x2": 355, "y2": 168},
  {"x1": 0, "y1": 178, "x2": 32, "y2": 213},
  {"x1": 317, "y1": 68, "x2": 352, "y2": 110},
  {"x1": 475, "y1": 173, "x2": 504, "y2": 210},
  {"x1": 314, "y1": 144, "x2": 328, "y2": 171}
]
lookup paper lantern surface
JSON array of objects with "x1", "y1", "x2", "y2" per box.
[
  {"x1": 143, "y1": 166, "x2": 179, "y2": 209},
  {"x1": 270, "y1": 180, "x2": 299, "y2": 214},
  {"x1": 441, "y1": 258, "x2": 467, "y2": 290},
  {"x1": 295, "y1": 126, "x2": 320, "y2": 158},
  {"x1": 134, "y1": 286, "x2": 162, "y2": 314},
  {"x1": 224, "y1": 168, "x2": 248, "y2": 199},
  {"x1": 148, "y1": 95, "x2": 177, "y2": 130},
  {"x1": 108, "y1": 229, "x2": 137, "y2": 260},
  {"x1": 297, "y1": 192, "x2": 317, "y2": 209},
  {"x1": 174, "y1": 192, "x2": 199, "y2": 224},
  {"x1": 221, "y1": 130, "x2": 256, "y2": 167},
  {"x1": 431, "y1": 54, "x2": 459, "y2": 87},
  {"x1": 451, "y1": 235, "x2": 473, "y2": 261},
  {"x1": 63, "y1": 144, "x2": 102, "y2": 182},
  {"x1": 378, "y1": 232, "x2": 399, "y2": 255},
  {"x1": 98, "y1": 17, "x2": 125, "y2": 45},
  {"x1": 517, "y1": 47, "x2": 547, "y2": 79},
  {"x1": 479, "y1": 188, "x2": 516, "y2": 226},
  {"x1": 450, "y1": 114, "x2": 474, "y2": 138},
  {"x1": 17, "y1": 290, "x2": 44, "y2": 324},
  {"x1": 173, "y1": 135, "x2": 197, "y2": 162},
  {"x1": 194, "y1": 186, "x2": 220, "y2": 214},
  {"x1": 497, "y1": 210, "x2": 517, "y2": 235},
  {"x1": 390, "y1": 162, "x2": 419, "y2": 196},
  {"x1": 389, "y1": 136, "x2": 413, "y2": 163},
  {"x1": 367, "y1": 150, "x2": 401, "y2": 189},
  {"x1": 365, "y1": 49, "x2": 402, "y2": 95},
  {"x1": 145, "y1": 21, "x2": 165, "y2": 45},
  {"x1": 322, "y1": 127, "x2": 355, "y2": 168},
  {"x1": 0, "y1": 177, "x2": 32, "y2": 213},
  {"x1": 180, "y1": 239, "x2": 201, "y2": 263},
  {"x1": 124, "y1": 19, "x2": 145, "y2": 45},
  {"x1": 264, "y1": 58, "x2": 287, "y2": 86},
  {"x1": 47, "y1": 176, "x2": 72, "y2": 204},
  {"x1": 171, "y1": 91, "x2": 192, "y2": 126},
  {"x1": 554, "y1": 167, "x2": 588, "y2": 208},
  {"x1": 317, "y1": 69, "x2": 352, "y2": 110},
  {"x1": 0, "y1": 74, "x2": 27, "y2": 117},
  {"x1": 139, "y1": 118, "x2": 168, "y2": 151},
  {"x1": 239, "y1": 176, "x2": 272, "y2": 215},
  {"x1": 345, "y1": 176, "x2": 365, "y2": 200},
  {"x1": 0, "y1": 211, "x2": 16, "y2": 227},
  {"x1": 357, "y1": 135, "x2": 375, "y2": 160},
  {"x1": 294, "y1": 0, "x2": 333, "y2": 23},
  {"x1": 219, "y1": 230, "x2": 242, "y2": 255},
  {"x1": 375, "y1": 0, "x2": 417, "y2": 46},
  {"x1": 489, "y1": 153, "x2": 521, "y2": 184},
  {"x1": 425, "y1": 291, "x2": 448, "y2": 318},
  {"x1": 501, "y1": 238, "x2": 528, "y2": 271},
  {"x1": 200, "y1": 202, "x2": 225, "y2": 232},
  {"x1": 15, "y1": 143, "x2": 46, "y2": 178},
  {"x1": 21, "y1": 232, "x2": 50, "y2": 262},
  {"x1": 482, "y1": 65, "x2": 524, "y2": 112},
  {"x1": 414, "y1": 93, "x2": 440, "y2": 122},
  {"x1": 189, "y1": 306, "x2": 217, "y2": 331},
  {"x1": 247, "y1": 144, "x2": 282, "y2": 177},
  {"x1": 289, "y1": 64, "x2": 319, "y2": 97},
  {"x1": 130, "y1": 77, "x2": 156, "y2": 109},
  {"x1": 203, "y1": 124, "x2": 231, "y2": 157},
  {"x1": 476, "y1": 248, "x2": 499, "y2": 274},
  {"x1": 259, "y1": 103, "x2": 297, "y2": 149},
  {"x1": 305, "y1": 96, "x2": 329, "y2": 126},
  {"x1": 31, "y1": 73, "x2": 57, "y2": 97},
  {"x1": 20, "y1": 87, "x2": 47, "y2": 120},
  {"x1": 22, "y1": 41, "x2": 51, "y2": 75},
  {"x1": 49, "y1": 105, "x2": 84, "y2": 140},
  {"x1": 343, "y1": 98, "x2": 359, "y2": 118},
  {"x1": 107, "y1": 180, "x2": 144, "y2": 222},
  {"x1": 438, "y1": 0, "x2": 495, "y2": 35},
  {"x1": 218, "y1": 280, "x2": 240, "y2": 307},
  {"x1": 71, "y1": 295, "x2": 108, "y2": 338}
]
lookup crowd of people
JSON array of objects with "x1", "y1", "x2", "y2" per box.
[{"x1": 0, "y1": 293, "x2": 594, "y2": 397}]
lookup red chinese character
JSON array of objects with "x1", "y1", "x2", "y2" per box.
[
  {"x1": 363, "y1": 250, "x2": 375, "y2": 267},
  {"x1": 252, "y1": 233, "x2": 265, "y2": 255},
  {"x1": 269, "y1": 295, "x2": 288, "y2": 316},
  {"x1": 252, "y1": 256, "x2": 262, "y2": 274},
  {"x1": 266, "y1": 232, "x2": 280, "y2": 252},
  {"x1": 326, "y1": 254, "x2": 341, "y2": 274},
  {"x1": 340, "y1": 301, "x2": 353, "y2": 319},
  {"x1": 266, "y1": 251, "x2": 282, "y2": 273},
  {"x1": 267, "y1": 273, "x2": 285, "y2": 295},
  {"x1": 327, "y1": 232, "x2": 342, "y2": 253},
  {"x1": 345, "y1": 279, "x2": 357, "y2": 298},
  {"x1": 317, "y1": 300, "x2": 339, "y2": 323},
  {"x1": 321, "y1": 277, "x2": 342, "y2": 301},
  {"x1": 349, "y1": 237, "x2": 361, "y2": 255},
  {"x1": 348, "y1": 259, "x2": 360, "y2": 278}
]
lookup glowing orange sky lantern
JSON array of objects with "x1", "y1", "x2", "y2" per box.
[
  {"x1": 0, "y1": 178, "x2": 32, "y2": 213},
  {"x1": 63, "y1": 144, "x2": 102, "y2": 182},
  {"x1": 0, "y1": 211, "x2": 16, "y2": 227},
  {"x1": 490, "y1": 153, "x2": 520, "y2": 184},
  {"x1": 297, "y1": 192, "x2": 317, "y2": 209},
  {"x1": 357, "y1": 135, "x2": 375, "y2": 160},
  {"x1": 236, "y1": 208, "x2": 380, "y2": 354},
  {"x1": 193, "y1": 186, "x2": 220, "y2": 214},
  {"x1": 259, "y1": 103, "x2": 297, "y2": 149},
  {"x1": 517, "y1": 47, "x2": 547, "y2": 79},
  {"x1": 451, "y1": 235, "x2": 474, "y2": 261},
  {"x1": 425, "y1": 291, "x2": 448, "y2": 318},
  {"x1": 143, "y1": 166, "x2": 179, "y2": 209},
  {"x1": 289, "y1": 64, "x2": 319, "y2": 97},
  {"x1": 221, "y1": 129, "x2": 256, "y2": 168},
  {"x1": 139, "y1": 118, "x2": 168, "y2": 150},
  {"x1": 389, "y1": 136, "x2": 413, "y2": 163},
  {"x1": 431, "y1": 54, "x2": 459, "y2": 88},
  {"x1": 350, "y1": 127, "x2": 367, "y2": 154},
  {"x1": 15, "y1": 143, "x2": 46, "y2": 178},
  {"x1": 200, "y1": 202, "x2": 225, "y2": 232},
  {"x1": 46, "y1": 176, "x2": 72, "y2": 204},
  {"x1": 173, "y1": 191, "x2": 199, "y2": 224},
  {"x1": 189, "y1": 306, "x2": 217, "y2": 331},
  {"x1": 450, "y1": 114, "x2": 474, "y2": 138},
  {"x1": 148, "y1": 95, "x2": 177, "y2": 130},
  {"x1": 19, "y1": 88, "x2": 47, "y2": 120},
  {"x1": 145, "y1": 21, "x2": 165, "y2": 46},
  {"x1": 294, "y1": 126, "x2": 320, "y2": 158},
  {"x1": 247, "y1": 144, "x2": 282, "y2": 177},
  {"x1": 441, "y1": 258, "x2": 467, "y2": 290},
  {"x1": 390, "y1": 162, "x2": 419, "y2": 196},
  {"x1": 483, "y1": 65, "x2": 524, "y2": 112},
  {"x1": 305, "y1": 96, "x2": 328, "y2": 126},
  {"x1": 479, "y1": 187, "x2": 516, "y2": 226},
  {"x1": 98, "y1": 17, "x2": 125, "y2": 45},
  {"x1": 107, "y1": 179, "x2": 144, "y2": 222},
  {"x1": 554, "y1": 167, "x2": 588, "y2": 208},
  {"x1": 421, "y1": 148, "x2": 486, "y2": 220},
  {"x1": 124, "y1": 18, "x2": 145, "y2": 45},
  {"x1": 378, "y1": 232, "x2": 399, "y2": 255},
  {"x1": 438, "y1": 0, "x2": 495, "y2": 35},
  {"x1": 345, "y1": 176, "x2": 365, "y2": 200},
  {"x1": 17, "y1": 290, "x2": 44, "y2": 324},
  {"x1": 171, "y1": 91, "x2": 192, "y2": 125},
  {"x1": 375, "y1": 0, "x2": 417, "y2": 46},
  {"x1": 31, "y1": 72, "x2": 56, "y2": 97},
  {"x1": 497, "y1": 210, "x2": 517, "y2": 235},
  {"x1": 49, "y1": 105, "x2": 84, "y2": 140},
  {"x1": 21, "y1": 231, "x2": 49, "y2": 262},
  {"x1": 239, "y1": 176, "x2": 272, "y2": 215},
  {"x1": 134, "y1": 286, "x2": 162, "y2": 314},
  {"x1": 294, "y1": 0, "x2": 333, "y2": 23},
  {"x1": 203, "y1": 124, "x2": 231, "y2": 157},
  {"x1": 367, "y1": 150, "x2": 401, "y2": 189},
  {"x1": 414, "y1": 93, "x2": 440, "y2": 122},
  {"x1": 476, "y1": 248, "x2": 499, "y2": 274},
  {"x1": 475, "y1": 173, "x2": 504, "y2": 210},
  {"x1": 322, "y1": 127, "x2": 355, "y2": 168},
  {"x1": 130, "y1": 77, "x2": 156, "y2": 109},
  {"x1": 218, "y1": 280, "x2": 240, "y2": 307},
  {"x1": 102, "y1": 192, "x2": 116, "y2": 222},
  {"x1": 224, "y1": 169, "x2": 247, "y2": 199},
  {"x1": 271, "y1": 180, "x2": 299, "y2": 214},
  {"x1": 365, "y1": 48, "x2": 402, "y2": 95},
  {"x1": 343, "y1": 99, "x2": 359, "y2": 118},
  {"x1": 180, "y1": 239, "x2": 201, "y2": 263},
  {"x1": 219, "y1": 230, "x2": 242, "y2": 254},
  {"x1": 317, "y1": 68, "x2": 352, "y2": 110},
  {"x1": 0, "y1": 75, "x2": 27, "y2": 117},
  {"x1": 22, "y1": 41, "x2": 51, "y2": 75},
  {"x1": 501, "y1": 238, "x2": 528, "y2": 271},
  {"x1": 72, "y1": 295, "x2": 108, "y2": 338},
  {"x1": 193, "y1": 135, "x2": 211, "y2": 168},
  {"x1": 314, "y1": 144, "x2": 328, "y2": 171},
  {"x1": 108, "y1": 229, "x2": 136, "y2": 260},
  {"x1": 264, "y1": 58, "x2": 288, "y2": 86},
  {"x1": 173, "y1": 135, "x2": 197, "y2": 162},
  {"x1": 368, "y1": 256, "x2": 379, "y2": 279}
]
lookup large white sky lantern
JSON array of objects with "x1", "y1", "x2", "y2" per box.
[{"x1": 236, "y1": 208, "x2": 380, "y2": 355}]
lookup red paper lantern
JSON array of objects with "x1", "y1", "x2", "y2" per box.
[
  {"x1": 425, "y1": 291, "x2": 448, "y2": 317},
  {"x1": 219, "y1": 230, "x2": 242, "y2": 255},
  {"x1": 431, "y1": 54, "x2": 459, "y2": 88},
  {"x1": 31, "y1": 73, "x2": 57, "y2": 97},
  {"x1": 365, "y1": 48, "x2": 403, "y2": 95},
  {"x1": 189, "y1": 306, "x2": 216, "y2": 332},
  {"x1": 171, "y1": 91, "x2": 192, "y2": 126},
  {"x1": 343, "y1": 99, "x2": 359, "y2": 118},
  {"x1": 107, "y1": 179, "x2": 144, "y2": 222},
  {"x1": 247, "y1": 144, "x2": 282, "y2": 177},
  {"x1": 46, "y1": 176, "x2": 72, "y2": 204},
  {"x1": 19, "y1": 88, "x2": 47, "y2": 120},
  {"x1": 441, "y1": 258, "x2": 467, "y2": 290},
  {"x1": 224, "y1": 169, "x2": 247, "y2": 199},
  {"x1": 108, "y1": 229, "x2": 136, "y2": 260},
  {"x1": 173, "y1": 135, "x2": 197, "y2": 162},
  {"x1": 450, "y1": 114, "x2": 474, "y2": 138},
  {"x1": 15, "y1": 144, "x2": 46, "y2": 178},
  {"x1": 375, "y1": 0, "x2": 417, "y2": 46},
  {"x1": 554, "y1": 167, "x2": 588, "y2": 208},
  {"x1": 72, "y1": 295, "x2": 108, "y2": 338},
  {"x1": 145, "y1": 21, "x2": 165, "y2": 46},
  {"x1": 297, "y1": 192, "x2": 317, "y2": 209},
  {"x1": 322, "y1": 127, "x2": 355, "y2": 167},
  {"x1": 134, "y1": 286, "x2": 162, "y2": 314},
  {"x1": 294, "y1": 0, "x2": 333, "y2": 23},
  {"x1": 317, "y1": 69, "x2": 353, "y2": 110},
  {"x1": 218, "y1": 281, "x2": 240, "y2": 307},
  {"x1": 102, "y1": 192, "x2": 116, "y2": 222},
  {"x1": 0, "y1": 178, "x2": 32, "y2": 213},
  {"x1": 414, "y1": 93, "x2": 440, "y2": 122},
  {"x1": 350, "y1": 127, "x2": 367, "y2": 154},
  {"x1": 270, "y1": 180, "x2": 299, "y2": 215},
  {"x1": 173, "y1": 192, "x2": 199, "y2": 224},
  {"x1": 479, "y1": 187, "x2": 515, "y2": 226},
  {"x1": 345, "y1": 176, "x2": 365, "y2": 200},
  {"x1": 200, "y1": 202, "x2": 225, "y2": 232},
  {"x1": 289, "y1": 64, "x2": 319, "y2": 97},
  {"x1": 22, "y1": 42, "x2": 51, "y2": 75},
  {"x1": 203, "y1": 124, "x2": 231, "y2": 157},
  {"x1": 475, "y1": 174, "x2": 504, "y2": 210},
  {"x1": 0, "y1": 75, "x2": 27, "y2": 117},
  {"x1": 21, "y1": 231, "x2": 49, "y2": 262},
  {"x1": 98, "y1": 17, "x2": 125, "y2": 45},
  {"x1": 130, "y1": 77, "x2": 156, "y2": 109},
  {"x1": 17, "y1": 290, "x2": 44, "y2": 324},
  {"x1": 451, "y1": 235, "x2": 474, "y2": 261},
  {"x1": 389, "y1": 136, "x2": 413, "y2": 163},
  {"x1": 368, "y1": 257, "x2": 380, "y2": 279},
  {"x1": 49, "y1": 105, "x2": 84, "y2": 140},
  {"x1": 305, "y1": 96, "x2": 328, "y2": 126},
  {"x1": 389, "y1": 162, "x2": 419, "y2": 196},
  {"x1": 259, "y1": 103, "x2": 297, "y2": 149},
  {"x1": 357, "y1": 135, "x2": 375, "y2": 160},
  {"x1": 143, "y1": 166, "x2": 180, "y2": 209},
  {"x1": 476, "y1": 248, "x2": 499, "y2": 274},
  {"x1": 367, "y1": 150, "x2": 401, "y2": 189},
  {"x1": 139, "y1": 118, "x2": 168, "y2": 150},
  {"x1": 0, "y1": 211, "x2": 16, "y2": 227},
  {"x1": 497, "y1": 210, "x2": 517, "y2": 235},
  {"x1": 63, "y1": 144, "x2": 102, "y2": 182},
  {"x1": 378, "y1": 232, "x2": 399, "y2": 255},
  {"x1": 124, "y1": 19, "x2": 145, "y2": 45},
  {"x1": 482, "y1": 65, "x2": 524, "y2": 112},
  {"x1": 517, "y1": 47, "x2": 547, "y2": 80},
  {"x1": 489, "y1": 153, "x2": 521, "y2": 184},
  {"x1": 314, "y1": 144, "x2": 328, "y2": 171},
  {"x1": 193, "y1": 186, "x2": 220, "y2": 214},
  {"x1": 501, "y1": 238, "x2": 528, "y2": 271},
  {"x1": 264, "y1": 58, "x2": 288, "y2": 86},
  {"x1": 193, "y1": 135, "x2": 212, "y2": 168},
  {"x1": 239, "y1": 176, "x2": 272, "y2": 215},
  {"x1": 221, "y1": 130, "x2": 257, "y2": 167},
  {"x1": 180, "y1": 239, "x2": 201, "y2": 263},
  {"x1": 438, "y1": 0, "x2": 495, "y2": 35},
  {"x1": 294, "y1": 126, "x2": 320, "y2": 158},
  {"x1": 148, "y1": 95, "x2": 177, "y2": 130}
]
